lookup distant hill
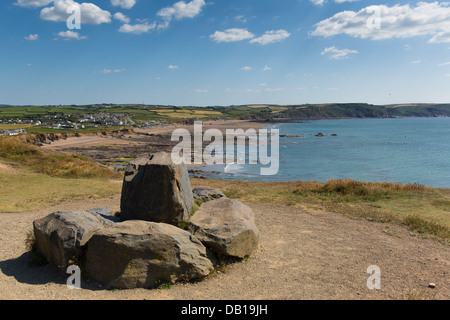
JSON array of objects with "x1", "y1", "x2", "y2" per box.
[
  {"x1": 219, "y1": 103, "x2": 450, "y2": 121},
  {"x1": 2, "y1": 103, "x2": 450, "y2": 122}
]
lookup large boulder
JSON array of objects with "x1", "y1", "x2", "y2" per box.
[
  {"x1": 120, "y1": 153, "x2": 194, "y2": 225},
  {"x1": 33, "y1": 210, "x2": 118, "y2": 268},
  {"x1": 189, "y1": 198, "x2": 259, "y2": 259},
  {"x1": 192, "y1": 187, "x2": 226, "y2": 203},
  {"x1": 86, "y1": 220, "x2": 214, "y2": 289}
]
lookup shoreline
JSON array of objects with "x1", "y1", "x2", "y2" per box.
[{"x1": 37, "y1": 118, "x2": 450, "y2": 189}]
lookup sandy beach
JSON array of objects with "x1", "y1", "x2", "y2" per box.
[{"x1": 40, "y1": 120, "x2": 271, "y2": 165}]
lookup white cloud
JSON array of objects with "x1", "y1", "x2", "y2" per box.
[
  {"x1": 40, "y1": 0, "x2": 111, "y2": 25},
  {"x1": 438, "y1": 62, "x2": 450, "y2": 66},
  {"x1": 411, "y1": 60, "x2": 422, "y2": 64},
  {"x1": 101, "y1": 68, "x2": 125, "y2": 74},
  {"x1": 119, "y1": 22, "x2": 156, "y2": 34},
  {"x1": 310, "y1": 0, "x2": 325, "y2": 5},
  {"x1": 114, "y1": 12, "x2": 130, "y2": 24},
  {"x1": 241, "y1": 66, "x2": 253, "y2": 71},
  {"x1": 15, "y1": 0, "x2": 53, "y2": 7},
  {"x1": 55, "y1": 30, "x2": 87, "y2": 40},
  {"x1": 195, "y1": 89, "x2": 208, "y2": 93},
  {"x1": 265, "y1": 88, "x2": 284, "y2": 92},
  {"x1": 263, "y1": 65, "x2": 272, "y2": 71},
  {"x1": 157, "y1": 0, "x2": 205, "y2": 29},
  {"x1": 312, "y1": 2, "x2": 450, "y2": 43},
  {"x1": 111, "y1": 0, "x2": 136, "y2": 10},
  {"x1": 210, "y1": 28, "x2": 254, "y2": 43},
  {"x1": 321, "y1": 46, "x2": 358, "y2": 60},
  {"x1": 168, "y1": 65, "x2": 179, "y2": 69},
  {"x1": 431, "y1": 32, "x2": 450, "y2": 43},
  {"x1": 24, "y1": 34, "x2": 39, "y2": 41},
  {"x1": 250, "y1": 29, "x2": 290, "y2": 45},
  {"x1": 235, "y1": 15, "x2": 247, "y2": 23}
]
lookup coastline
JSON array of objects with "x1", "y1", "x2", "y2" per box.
[{"x1": 38, "y1": 117, "x2": 450, "y2": 188}]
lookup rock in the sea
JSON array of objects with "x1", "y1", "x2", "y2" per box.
[
  {"x1": 192, "y1": 187, "x2": 226, "y2": 203},
  {"x1": 120, "y1": 153, "x2": 194, "y2": 225},
  {"x1": 189, "y1": 198, "x2": 259, "y2": 259},
  {"x1": 86, "y1": 220, "x2": 214, "y2": 289},
  {"x1": 33, "y1": 210, "x2": 117, "y2": 268}
]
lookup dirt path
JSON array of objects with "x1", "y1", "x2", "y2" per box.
[{"x1": 0, "y1": 197, "x2": 449, "y2": 300}]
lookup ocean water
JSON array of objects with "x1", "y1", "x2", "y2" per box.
[{"x1": 191, "y1": 117, "x2": 450, "y2": 188}]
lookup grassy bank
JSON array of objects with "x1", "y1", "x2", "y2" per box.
[
  {"x1": 0, "y1": 136, "x2": 122, "y2": 212},
  {"x1": 191, "y1": 178, "x2": 450, "y2": 244},
  {"x1": 0, "y1": 136, "x2": 118, "y2": 178}
]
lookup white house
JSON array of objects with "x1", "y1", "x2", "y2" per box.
[{"x1": 5, "y1": 129, "x2": 25, "y2": 136}]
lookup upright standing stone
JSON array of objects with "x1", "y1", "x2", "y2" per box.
[{"x1": 120, "y1": 153, "x2": 194, "y2": 225}]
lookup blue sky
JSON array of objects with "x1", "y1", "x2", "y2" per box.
[{"x1": 1, "y1": 0, "x2": 450, "y2": 106}]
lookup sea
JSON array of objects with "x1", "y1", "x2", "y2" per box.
[{"x1": 190, "y1": 117, "x2": 450, "y2": 188}]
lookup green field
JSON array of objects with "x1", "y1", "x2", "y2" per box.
[
  {"x1": 0, "y1": 105, "x2": 226, "y2": 123},
  {"x1": 0, "y1": 124, "x2": 34, "y2": 130},
  {"x1": 3, "y1": 103, "x2": 450, "y2": 124}
]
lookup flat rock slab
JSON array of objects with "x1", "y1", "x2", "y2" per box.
[
  {"x1": 33, "y1": 210, "x2": 117, "y2": 268},
  {"x1": 86, "y1": 220, "x2": 214, "y2": 289},
  {"x1": 189, "y1": 198, "x2": 259, "y2": 259},
  {"x1": 192, "y1": 187, "x2": 226, "y2": 203},
  {"x1": 120, "y1": 153, "x2": 194, "y2": 225}
]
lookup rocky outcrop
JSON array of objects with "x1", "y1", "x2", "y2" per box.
[
  {"x1": 31, "y1": 154, "x2": 260, "y2": 290},
  {"x1": 192, "y1": 187, "x2": 226, "y2": 203},
  {"x1": 33, "y1": 210, "x2": 118, "y2": 268},
  {"x1": 189, "y1": 198, "x2": 259, "y2": 259},
  {"x1": 86, "y1": 220, "x2": 213, "y2": 289},
  {"x1": 120, "y1": 153, "x2": 194, "y2": 225}
]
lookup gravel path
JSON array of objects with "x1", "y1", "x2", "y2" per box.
[{"x1": 0, "y1": 196, "x2": 449, "y2": 300}]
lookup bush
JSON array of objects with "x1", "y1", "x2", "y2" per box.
[{"x1": 293, "y1": 179, "x2": 427, "y2": 202}]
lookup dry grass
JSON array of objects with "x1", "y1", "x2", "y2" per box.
[
  {"x1": 0, "y1": 136, "x2": 119, "y2": 178},
  {"x1": 0, "y1": 136, "x2": 122, "y2": 213},
  {"x1": 401, "y1": 288, "x2": 436, "y2": 300},
  {"x1": 191, "y1": 178, "x2": 450, "y2": 244},
  {"x1": 0, "y1": 171, "x2": 122, "y2": 213}
]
